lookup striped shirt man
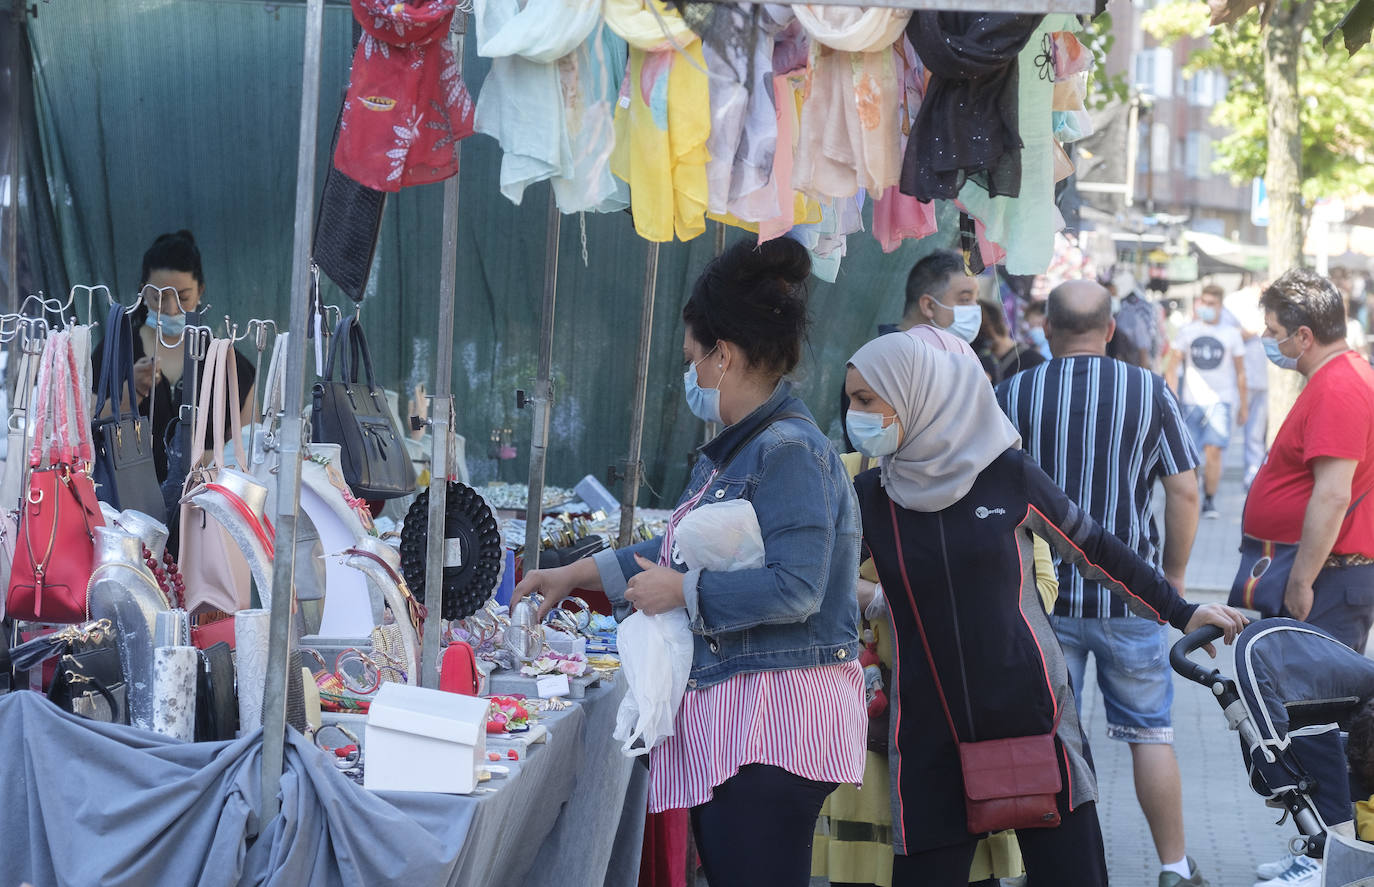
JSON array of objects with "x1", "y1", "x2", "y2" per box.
[{"x1": 996, "y1": 356, "x2": 1200, "y2": 618}]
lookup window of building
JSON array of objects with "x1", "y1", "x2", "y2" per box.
[{"x1": 1133, "y1": 47, "x2": 1175, "y2": 99}]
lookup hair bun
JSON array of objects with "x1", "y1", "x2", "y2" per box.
[{"x1": 726, "y1": 238, "x2": 811, "y2": 287}]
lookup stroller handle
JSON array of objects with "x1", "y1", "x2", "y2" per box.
[{"x1": 1169, "y1": 626, "x2": 1225, "y2": 687}]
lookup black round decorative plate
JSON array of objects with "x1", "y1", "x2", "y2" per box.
[{"x1": 399, "y1": 482, "x2": 503, "y2": 620}]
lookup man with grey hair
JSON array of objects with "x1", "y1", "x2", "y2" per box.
[{"x1": 997, "y1": 280, "x2": 1208, "y2": 887}]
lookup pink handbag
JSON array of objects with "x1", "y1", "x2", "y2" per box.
[{"x1": 179, "y1": 339, "x2": 252, "y2": 616}]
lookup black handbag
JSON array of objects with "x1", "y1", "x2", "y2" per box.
[
  {"x1": 311, "y1": 316, "x2": 416, "y2": 500},
  {"x1": 92, "y1": 301, "x2": 164, "y2": 518},
  {"x1": 42, "y1": 622, "x2": 128, "y2": 724},
  {"x1": 194, "y1": 641, "x2": 239, "y2": 741}
]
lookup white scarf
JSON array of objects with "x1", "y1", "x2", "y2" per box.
[{"x1": 794, "y1": 6, "x2": 910, "y2": 52}]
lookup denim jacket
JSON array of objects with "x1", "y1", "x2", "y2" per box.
[{"x1": 593, "y1": 382, "x2": 861, "y2": 689}]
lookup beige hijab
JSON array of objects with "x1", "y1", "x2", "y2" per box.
[{"x1": 849, "y1": 332, "x2": 1021, "y2": 512}]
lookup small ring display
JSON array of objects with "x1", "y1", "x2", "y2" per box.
[{"x1": 400, "y1": 481, "x2": 503, "y2": 621}]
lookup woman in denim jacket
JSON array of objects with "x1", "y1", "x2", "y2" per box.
[{"x1": 514, "y1": 238, "x2": 866, "y2": 887}]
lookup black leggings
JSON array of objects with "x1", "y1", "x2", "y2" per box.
[
  {"x1": 690, "y1": 764, "x2": 838, "y2": 887},
  {"x1": 891, "y1": 800, "x2": 1109, "y2": 887}
]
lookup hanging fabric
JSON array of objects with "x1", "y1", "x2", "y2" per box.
[
  {"x1": 900, "y1": 12, "x2": 1044, "y2": 202},
  {"x1": 334, "y1": 0, "x2": 475, "y2": 192},
  {"x1": 473, "y1": 0, "x2": 629, "y2": 212},
  {"x1": 606, "y1": 0, "x2": 710, "y2": 242},
  {"x1": 793, "y1": 8, "x2": 910, "y2": 200},
  {"x1": 954, "y1": 14, "x2": 1072, "y2": 276},
  {"x1": 872, "y1": 35, "x2": 938, "y2": 253}
]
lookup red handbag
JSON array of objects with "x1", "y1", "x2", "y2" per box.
[
  {"x1": 7, "y1": 331, "x2": 104, "y2": 624},
  {"x1": 888, "y1": 500, "x2": 1062, "y2": 835},
  {"x1": 439, "y1": 642, "x2": 480, "y2": 695}
]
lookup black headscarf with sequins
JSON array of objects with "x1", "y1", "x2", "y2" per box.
[{"x1": 900, "y1": 12, "x2": 1044, "y2": 203}]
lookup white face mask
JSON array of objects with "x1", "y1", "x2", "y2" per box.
[{"x1": 933, "y1": 299, "x2": 982, "y2": 343}]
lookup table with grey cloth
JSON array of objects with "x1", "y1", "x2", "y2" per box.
[{"x1": 0, "y1": 677, "x2": 645, "y2": 887}]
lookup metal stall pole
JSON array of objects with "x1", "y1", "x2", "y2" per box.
[
  {"x1": 521, "y1": 192, "x2": 560, "y2": 573},
  {"x1": 261, "y1": 0, "x2": 324, "y2": 825},
  {"x1": 617, "y1": 243, "x2": 658, "y2": 547},
  {"x1": 419, "y1": 17, "x2": 465, "y2": 689}
]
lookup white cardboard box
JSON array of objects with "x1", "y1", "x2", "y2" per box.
[{"x1": 363, "y1": 683, "x2": 491, "y2": 794}]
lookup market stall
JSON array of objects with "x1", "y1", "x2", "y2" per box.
[{"x1": 1, "y1": 0, "x2": 1100, "y2": 883}]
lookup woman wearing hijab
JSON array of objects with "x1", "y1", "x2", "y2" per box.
[{"x1": 843, "y1": 332, "x2": 1245, "y2": 886}]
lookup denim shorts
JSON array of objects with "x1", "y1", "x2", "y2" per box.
[
  {"x1": 1183, "y1": 402, "x2": 1233, "y2": 451},
  {"x1": 1052, "y1": 615, "x2": 1174, "y2": 744}
]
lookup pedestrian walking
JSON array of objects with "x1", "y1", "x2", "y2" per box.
[
  {"x1": 1222, "y1": 285, "x2": 1270, "y2": 489},
  {"x1": 996, "y1": 280, "x2": 1211, "y2": 887},
  {"x1": 843, "y1": 331, "x2": 1245, "y2": 887},
  {"x1": 1162, "y1": 283, "x2": 1249, "y2": 519},
  {"x1": 1243, "y1": 269, "x2": 1374, "y2": 653}
]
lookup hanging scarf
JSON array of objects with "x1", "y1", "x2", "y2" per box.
[
  {"x1": 848, "y1": 333, "x2": 1020, "y2": 513},
  {"x1": 473, "y1": 0, "x2": 627, "y2": 210},
  {"x1": 606, "y1": 0, "x2": 710, "y2": 242},
  {"x1": 793, "y1": 8, "x2": 910, "y2": 200},
  {"x1": 334, "y1": 0, "x2": 475, "y2": 192},
  {"x1": 900, "y1": 12, "x2": 1043, "y2": 202},
  {"x1": 872, "y1": 35, "x2": 937, "y2": 252}
]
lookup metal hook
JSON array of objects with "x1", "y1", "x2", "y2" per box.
[
  {"x1": 322, "y1": 303, "x2": 342, "y2": 332},
  {"x1": 222, "y1": 315, "x2": 254, "y2": 344},
  {"x1": 68, "y1": 285, "x2": 110, "y2": 325},
  {"x1": 250, "y1": 319, "x2": 278, "y2": 353}
]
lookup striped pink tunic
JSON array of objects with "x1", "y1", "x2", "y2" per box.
[{"x1": 646, "y1": 662, "x2": 868, "y2": 812}]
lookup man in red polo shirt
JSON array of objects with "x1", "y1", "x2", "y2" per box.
[{"x1": 1246, "y1": 268, "x2": 1374, "y2": 652}]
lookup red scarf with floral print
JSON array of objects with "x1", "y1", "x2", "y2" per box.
[{"x1": 334, "y1": 0, "x2": 476, "y2": 191}]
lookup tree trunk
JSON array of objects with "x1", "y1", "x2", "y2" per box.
[{"x1": 1263, "y1": 0, "x2": 1314, "y2": 440}]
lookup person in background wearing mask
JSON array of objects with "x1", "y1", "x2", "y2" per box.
[
  {"x1": 514, "y1": 238, "x2": 865, "y2": 887},
  {"x1": 902, "y1": 250, "x2": 982, "y2": 344},
  {"x1": 1241, "y1": 269, "x2": 1374, "y2": 887},
  {"x1": 975, "y1": 299, "x2": 1045, "y2": 384},
  {"x1": 1162, "y1": 284, "x2": 1248, "y2": 519},
  {"x1": 1221, "y1": 284, "x2": 1270, "y2": 490},
  {"x1": 1024, "y1": 299, "x2": 1052, "y2": 360},
  {"x1": 117, "y1": 230, "x2": 256, "y2": 482}
]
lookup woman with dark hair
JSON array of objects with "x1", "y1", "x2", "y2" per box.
[
  {"x1": 514, "y1": 238, "x2": 866, "y2": 886},
  {"x1": 121, "y1": 230, "x2": 255, "y2": 481}
]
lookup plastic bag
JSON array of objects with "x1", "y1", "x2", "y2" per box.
[
  {"x1": 613, "y1": 609, "x2": 693, "y2": 756},
  {"x1": 671, "y1": 499, "x2": 765, "y2": 572}
]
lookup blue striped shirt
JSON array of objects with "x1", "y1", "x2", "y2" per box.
[{"x1": 995, "y1": 356, "x2": 1200, "y2": 618}]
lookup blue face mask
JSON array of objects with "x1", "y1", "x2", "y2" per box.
[
  {"x1": 1028, "y1": 325, "x2": 1051, "y2": 359},
  {"x1": 145, "y1": 310, "x2": 186, "y2": 337},
  {"x1": 1262, "y1": 334, "x2": 1299, "y2": 371},
  {"x1": 846, "y1": 410, "x2": 901, "y2": 459},
  {"x1": 934, "y1": 299, "x2": 983, "y2": 343},
  {"x1": 1196, "y1": 305, "x2": 1219, "y2": 323},
  {"x1": 683, "y1": 348, "x2": 724, "y2": 424}
]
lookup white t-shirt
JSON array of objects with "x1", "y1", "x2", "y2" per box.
[
  {"x1": 1172, "y1": 320, "x2": 1245, "y2": 407},
  {"x1": 1223, "y1": 289, "x2": 1269, "y2": 391}
]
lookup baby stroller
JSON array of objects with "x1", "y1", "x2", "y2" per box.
[{"x1": 1173, "y1": 618, "x2": 1374, "y2": 885}]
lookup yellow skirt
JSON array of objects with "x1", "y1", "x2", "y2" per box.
[{"x1": 812, "y1": 751, "x2": 1024, "y2": 885}]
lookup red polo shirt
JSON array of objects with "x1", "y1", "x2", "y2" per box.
[{"x1": 1244, "y1": 352, "x2": 1374, "y2": 554}]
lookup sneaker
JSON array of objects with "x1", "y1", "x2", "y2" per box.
[
  {"x1": 1159, "y1": 857, "x2": 1211, "y2": 887},
  {"x1": 1202, "y1": 497, "x2": 1220, "y2": 519},
  {"x1": 1252, "y1": 855, "x2": 1321, "y2": 887},
  {"x1": 1255, "y1": 852, "x2": 1298, "y2": 880}
]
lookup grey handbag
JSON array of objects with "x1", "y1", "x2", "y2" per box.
[{"x1": 92, "y1": 301, "x2": 164, "y2": 518}]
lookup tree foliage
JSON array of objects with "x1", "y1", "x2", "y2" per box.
[
  {"x1": 1143, "y1": 0, "x2": 1374, "y2": 201},
  {"x1": 1080, "y1": 12, "x2": 1132, "y2": 109}
]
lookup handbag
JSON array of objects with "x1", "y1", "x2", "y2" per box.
[
  {"x1": 7, "y1": 331, "x2": 106, "y2": 624},
  {"x1": 311, "y1": 315, "x2": 416, "y2": 500},
  {"x1": 890, "y1": 501, "x2": 1062, "y2": 835},
  {"x1": 25, "y1": 618, "x2": 127, "y2": 723},
  {"x1": 1228, "y1": 489, "x2": 1371, "y2": 616},
  {"x1": 0, "y1": 329, "x2": 43, "y2": 611},
  {"x1": 179, "y1": 338, "x2": 253, "y2": 616},
  {"x1": 91, "y1": 301, "x2": 164, "y2": 518},
  {"x1": 194, "y1": 640, "x2": 239, "y2": 741}
]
